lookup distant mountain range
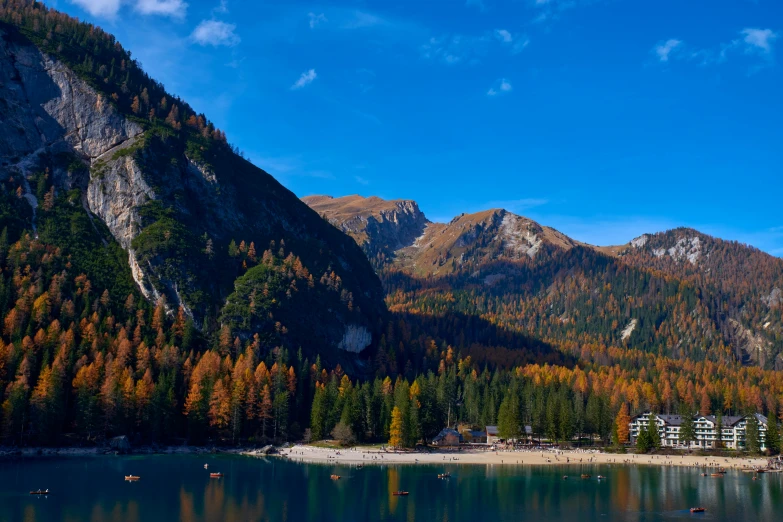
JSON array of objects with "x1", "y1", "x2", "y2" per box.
[{"x1": 304, "y1": 195, "x2": 783, "y2": 369}]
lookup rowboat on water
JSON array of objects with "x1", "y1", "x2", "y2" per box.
[
  {"x1": 330, "y1": 474, "x2": 341, "y2": 480},
  {"x1": 710, "y1": 473, "x2": 724, "y2": 477},
  {"x1": 597, "y1": 475, "x2": 606, "y2": 480},
  {"x1": 393, "y1": 491, "x2": 409, "y2": 496},
  {"x1": 209, "y1": 473, "x2": 223, "y2": 478},
  {"x1": 581, "y1": 474, "x2": 591, "y2": 479},
  {"x1": 204, "y1": 464, "x2": 209, "y2": 469},
  {"x1": 437, "y1": 472, "x2": 451, "y2": 479},
  {"x1": 124, "y1": 476, "x2": 140, "y2": 481},
  {"x1": 29, "y1": 489, "x2": 49, "y2": 495},
  {"x1": 690, "y1": 507, "x2": 706, "y2": 513}
]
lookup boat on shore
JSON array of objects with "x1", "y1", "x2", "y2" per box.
[
  {"x1": 124, "y1": 475, "x2": 140, "y2": 481},
  {"x1": 690, "y1": 507, "x2": 706, "y2": 513},
  {"x1": 393, "y1": 491, "x2": 409, "y2": 496},
  {"x1": 209, "y1": 473, "x2": 223, "y2": 478},
  {"x1": 29, "y1": 489, "x2": 49, "y2": 495}
]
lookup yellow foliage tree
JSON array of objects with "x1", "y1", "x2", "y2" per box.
[
  {"x1": 389, "y1": 406, "x2": 404, "y2": 448},
  {"x1": 615, "y1": 403, "x2": 631, "y2": 444}
]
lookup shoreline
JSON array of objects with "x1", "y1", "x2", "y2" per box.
[
  {"x1": 2, "y1": 444, "x2": 772, "y2": 472},
  {"x1": 0, "y1": 445, "x2": 256, "y2": 460},
  {"x1": 273, "y1": 444, "x2": 771, "y2": 470}
]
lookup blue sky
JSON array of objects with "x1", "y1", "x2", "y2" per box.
[{"x1": 50, "y1": 0, "x2": 782, "y2": 254}]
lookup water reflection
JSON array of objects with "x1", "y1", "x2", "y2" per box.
[{"x1": 0, "y1": 455, "x2": 782, "y2": 522}]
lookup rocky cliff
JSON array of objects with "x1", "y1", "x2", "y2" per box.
[
  {"x1": 302, "y1": 195, "x2": 430, "y2": 261},
  {"x1": 0, "y1": 21, "x2": 385, "y2": 361}
]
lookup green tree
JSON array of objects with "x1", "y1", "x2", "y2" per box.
[
  {"x1": 714, "y1": 412, "x2": 724, "y2": 449},
  {"x1": 745, "y1": 414, "x2": 761, "y2": 454},
  {"x1": 765, "y1": 415, "x2": 780, "y2": 455},
  {"x1": 648, "y1": 413, "x2": 661, "y2": 449},
  {"x1": 678, "y1": 412, "x2": 696, "y2": 448},
  {"x1": 497, "y1": 393, "x2": 522, "y2": 441}
]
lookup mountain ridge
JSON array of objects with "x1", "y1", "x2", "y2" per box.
[{"x1": 304, "y1": 194, "x2": 783, "y2": 369}]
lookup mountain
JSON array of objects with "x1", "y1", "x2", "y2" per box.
[
  {"x1": 304, "y1": 195, "x2": 584, "y2": 276},
  {"x1": 304, "y1": 195, "x2": 783, "y2": 369},
  {"x1": 0, "y1": 2, "x2": 385, "y2": 363}
]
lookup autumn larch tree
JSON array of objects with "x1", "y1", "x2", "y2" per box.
[
  {"x1": 614, "y1": 403, "x2": 630, "y2": 445},
  {"x1": 389, "y1": 406, "x2": 404, "y2": 449}
]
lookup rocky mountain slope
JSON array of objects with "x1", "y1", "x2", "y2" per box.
[
  {"x1": 304, "y1": 195, "x2": 783, "y2": 368},
  {"x1": 0, "y1": 5, "x2": 385, "y2": 362},
  {"x1": 305, "y1": 195, "x2": 583, "y2": 276},
  {"x1": 303, "y1": 195, "x2": 429, "y2": 262}
]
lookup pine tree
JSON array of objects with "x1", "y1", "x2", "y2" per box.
[
  {"x1": 715, "y1": 412, "x2": 724, "y2": 449},
  {"x1": 648, "y1": 413, "x2": 661, "y2": 449},
  {"x1": 745, "y1": 414, "x2": 761, "y2": 454},
  {"x1": 765, "y1": 414, "x2": 780, "y2": 455},
  {"x1": 679, "y1": 412, "x2": 696, "y2": 448}
]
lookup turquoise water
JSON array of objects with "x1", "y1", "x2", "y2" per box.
[{"x1": 1, "y1": 455, "x2": 781, "y2": 521}]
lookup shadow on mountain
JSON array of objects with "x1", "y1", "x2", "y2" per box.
[{"x1": 385, "y1": 310, "x2": 577, "y2": 372}]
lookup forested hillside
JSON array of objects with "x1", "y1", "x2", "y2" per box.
[
  {"x1": 1, "y1": 1, "x2": 782, "y2": 451},
  {"x1": 0, "y1": 0, "x2": 385, "y2": 363}
]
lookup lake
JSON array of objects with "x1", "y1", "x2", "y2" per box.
[{"x1": 1, "y1": 455, "x2": 781, "y2": 521}]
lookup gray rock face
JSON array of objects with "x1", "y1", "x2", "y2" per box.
[
  {"x1": 0, "y1": 30, "x2": 162, "y2": 304},
  {"x1": 88, "y1": 140, "x2": 154, "y2": 249},
  {"x1": 0, "y1": 31, "x2": 142, "y2": 168},
  {"x1": 338, "y1": 324, "x2": 373, "y2": 353}
]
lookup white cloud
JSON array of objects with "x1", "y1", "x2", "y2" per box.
[
  {"x1": 495, "y1": 29, "x2": 512, "y2": 43},
  {"x1": 69, "y1": 0, "x2": 121, "y2": 18},
  {"x1": 214, "y1": 0, "x2": 228, "y2": 14},
  {"x1": 653, "y1": 28, "x2": 779, "y2": 70},
  {"x1": 355, "y1": 175, "x2": 370, "y2": 185},
  {"x1": 291, "y1": 69, "x2": 317, "y2": 90},
  {"x1": 423, "y1": 29, "x2": 528, "y2": 65},
  {"x1": 512, "y1": 37, "x2": 530, "y2": 54},
  {"x1": 309, "y1": 12, "x2": 327, "y2": 29},
  {"x1": 341, "y1": 10, "x2": 389, "y2": 29},
  {"x1": 741, "y1": 28, "x2": 778, "y2": 54},
  {"x1": 487, "y1": 78, "x2": 512, "y2": 96},
  {"x1": 653, "y1": 39, "x2": 682, "y2": 62},
  {"x1": 135, "y1": 0, "x2": 187, "y2": 18},
  {"x1": 191, "y1": 20, "x2": 240, "y2": 47},
  {"x1": 465, "y1": 0, "x2": 486, "y2": 12}
]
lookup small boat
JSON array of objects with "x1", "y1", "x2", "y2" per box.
[
  {"x1": 597, "y1": 475, "x2": 606, "y2": 480},
  {"x1": 204, "y1": 464, "x2": 209, "y2": 469},
  {"x1": 29, "y1": 489, "x2": 49, "y2": 495},
  {"x1": 563, "y1": 475, "x2": 568, "y2": 480},
  {"x1": 581, "y1": 474, "x2": 591, "y2": 479},
  {"x1": 209, "y1": 473, "x2": 223, "y2": 478},
  {"x1": 124, "y1": 475, "x2": 140, "y2": 481},
  {"x1": 710, "y1": 473, "x2": 724, "y2": 478},
  {"x1": 690, "y1": 507, "x2": 706, "y2": 513},
  {"x1": 330, "y1": 474, "x2": 341, "y2": 480},
  {"x1": 437, "y1": 472, "x2": 451, "y2": 479},
  {"x1": 357, "y1": 464, "x2": 363, "y2": 469},
  {"x1": 393, "y1": 491, "x2": 409, "y2": 496}
]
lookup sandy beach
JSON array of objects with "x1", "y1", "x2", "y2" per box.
[{"x1": 275, "y1": 444, "x2": 771, "y2": 471}]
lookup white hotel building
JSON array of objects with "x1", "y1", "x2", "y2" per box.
[{"x1": 629, "y1": 413, "x2": 769, "y2": 450}]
